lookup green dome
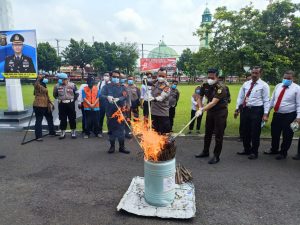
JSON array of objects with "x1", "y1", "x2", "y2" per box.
[
  {"x1": 203, "y1": 7, "x2": 211, "y2": 15},
  {"x1": 147, "y1": 41, "x2": 179, "y2": 58}
]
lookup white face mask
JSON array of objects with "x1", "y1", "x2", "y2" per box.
[
  {"x1": 104, "y1": 76, "x2": 110, "y2": 82},
  {"x1": 207, "y1": 79, "x2": 217, "y2": 86},
  {"x1": 158, "y1": 77, "x2": 165, "y2": 83}
]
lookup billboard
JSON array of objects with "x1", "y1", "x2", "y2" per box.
[
  {"x1": 0, "y1": 29, "x2": 37, "y2": 79},
  {"x1": 140, "y1": 58, "x2": 176, "y2": 73}
]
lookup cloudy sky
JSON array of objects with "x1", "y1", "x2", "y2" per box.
[{"x1": 7, "y1": 0, "x2": 300, "y2": 56}]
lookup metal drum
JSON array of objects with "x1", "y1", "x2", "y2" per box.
[{"x1": 144, "y1": 158, "x2": 176, "y2": 207}]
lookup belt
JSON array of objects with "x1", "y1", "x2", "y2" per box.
[
  {"x1": 244, "y1": 105, "x2": 263, "y2": 109},
  {"x1": 59, "y1": 99, "x2": 74, "y2": 103}
]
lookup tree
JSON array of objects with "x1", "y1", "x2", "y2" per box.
[
  {"x1": 177, "y1": 48, "x2": 197, "y2": 80},
  {"x1": 62, "y1": 39, "x2": 96, "y2": 79},
  {"x1": 37, "y1": 42, "x2": 61, "y2": 73}
]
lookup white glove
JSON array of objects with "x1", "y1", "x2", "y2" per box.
[
  {"x1": 196, "y1": 109, "x2": 203, "y2": 117},
  {"x1": 107, "y1": 96, "x2": 113, "y2": 103},
  {"x1": 148, "y1": 96, "x2": 155, "y2": 102},
  {"x1": 113, "y1": 98, "x2": 120, "y2": 103}
]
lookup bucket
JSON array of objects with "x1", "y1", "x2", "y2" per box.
[{"x1": 144, "y1": 158, "x2": 176, "y2": 207}]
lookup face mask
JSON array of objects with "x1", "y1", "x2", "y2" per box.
[
  {"x1": 158, "y1": 77, "x2": 165, "y2": 83},
  {"x1": 128, "y1": 80, "x2": 134, "y2": 85},
  {"x1": 171, "y1": 84, "x2": 177, "y2": 89},
  {"x1": 42, "y1": 78, "x2": 48, "y2": 84},
  {"x1": 207, "y1": 79, "x2": 217, "y2": 86},
  {"x1": 112, "y1": 77, "x2": 119, "y2": 84},
  {"x1": 196, "y1": 90, "x2": 201, "y2": 94},
  {"x1": 104, "y1": 76, "x2": 110, "y2": 82},
  {"x1": 120, "y1": 79, "x2": 126, "y2": 84},
  {"x1": 282, "y1": 79, "x2": 292, "y2": 87},
  {"x1": 58, "y1": 79, "x2": 63, "y2": 85}
]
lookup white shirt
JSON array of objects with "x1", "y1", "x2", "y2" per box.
[
  {"x1": 191, "y1": 95, "x2": 206, "y2": 110},
  {"x1": 236, "y1": 79, "x2": 270, "y2": 114},
  {"x1": 140, "y1": 84, "x2": 152, "y2": 101},
  {"x1": 270, "y1": 82, "x2": 300, "y2": 118},
  {"x1": 77, "y1": 84, "x2": 88, "y2": 103}
]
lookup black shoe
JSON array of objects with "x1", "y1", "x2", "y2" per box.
[
  {"x1": 195, "y1": 152, "x2": 209, "y2": 158},
  {"x1": 292, "y1": 154, "x2": 300, "y2": 160},
  {"x1": 237, "y1": 138, "x2": 243, "y2": 142},
  {"x1": 119, "y1": 140, "x2": 130, "y2": 154},
  {"x1": 264, "y1": 149, "x2": 280, "y2": 155},
  {"x1": 108, "y1": 146, "x2": 115, "y2": 154},
  {"x1": 119, "y1": 148, "x2": 130, "y2": 154},
  {"x1": 248, "y1": 154, "x2": 258, "y2": 160},
  {"x1": 237, "y1": 150, "x2": 251, "y2": 155},
  {"x1": 208, "y1": 156, "x2": 220, "y2": 164},
  {"x1": 0, "y1": 155, "x2": 6, "y2": 159},
  {"x1": 276, "y1": 154, "x2": 287, "y2": 160}
]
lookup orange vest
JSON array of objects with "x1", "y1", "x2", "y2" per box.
[{"x1": 83, "y1": 86, "x2": 100, "y2": 109}]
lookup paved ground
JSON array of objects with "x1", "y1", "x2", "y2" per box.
[{"x1": 0, "y1": 130, "x2": 300, "y2": 225}]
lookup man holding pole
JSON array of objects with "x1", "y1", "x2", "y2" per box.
[
  {"x1": 195, "y1": 68, "x2": 228, "y2": 164},
  {"x1": 101, "y1": 70, "x2": 130, "y2": 154}
]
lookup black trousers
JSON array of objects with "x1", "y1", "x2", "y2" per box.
[
  {"x1": 297, "y1": 138, "x2": 300, "y2": 155},
  {"x1": 189, "y1": 109, "x2": 202, "y2": 131},
  {"x1": 152, "y1": 114, "x2": 171, "y2": 134},
  {"x1": 203, "y1": 109, "x2": 228, "y2": 157},
  {"x1": 34, "y1": 106, "x2": 55, "y2": 139},
  {"x1": 58, "y1": 101, "x2": 76, "y2": 130},
  {"x1": 143, "y1": 101, "x2": 150, "y2": 117},
  {"x1": 242, "y1": 106, "x2": 264, "y2": 155},
  {"x1": 84, "y1": 110, "x2": 100, "y2": 136},
  {"x1": 81, "y1": 106, "x2": 86, "y2": 133},
  {"x1": 169, "y1": 106, "x2": 176, "y2": 130},
  {"x1": 239, "y1": 108, "x2": 246, "y2": 139},
  {"x1": 271, "y1": 112, "x2": 296, "y2": 155},
  {"x1": 99, "y1": 106, "x2": 106, "y2": 134}
]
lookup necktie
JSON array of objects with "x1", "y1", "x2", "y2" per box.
[
  {"x1": 243, "y1": 82, "x2": 255, "y2": 107},
  {"x1": 274, "y1": 86, "x2": 287, "y2": 112}
]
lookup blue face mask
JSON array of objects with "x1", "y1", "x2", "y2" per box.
[
  {"x1": 58, "y1": 79, "x2": 63, "y2": 85},
  {"x1": 171, "y1": 84, "x2": 177, "y2": 89},
  {"x1": 120, "y1": 79, "x2": 126, "y2": 84},
  {"x1": 196, "y1": 90, "x2": 200, "y2": 94},
  {"x1": 42, "y1": 78, "x2": 48, "y2": 84},
  {"x1": 282, "y1": 79, "x2": 292, "y2": 87},
  {"x1": 112, "y1": 77, "x2": 120, "y2": 84},
  {"x1": 128, "y1": 80, "x2": 134, "y2": 85}
]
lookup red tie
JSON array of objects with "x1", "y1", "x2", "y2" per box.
[
  {"x1": 274, "y1": 86, "x2": 287, "y2": 112},
  {"x1": 243, "y1": 82, "x2": 255, "y2": 107}
]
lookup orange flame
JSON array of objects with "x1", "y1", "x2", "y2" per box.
[{"x1": 112, "y1": 106, "x2": 168, "y2": 161}]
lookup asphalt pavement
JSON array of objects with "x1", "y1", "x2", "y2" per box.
[{"x1": 0, "y1": 130, "x2": 299, "y2": 225}]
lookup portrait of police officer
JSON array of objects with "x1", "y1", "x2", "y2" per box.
[
  {"x1": 4, "y1": 33, "x2": 36, "y2": 73},
  {"x1": 195, "y1": 68, "x2": 228, "y2": 164}
]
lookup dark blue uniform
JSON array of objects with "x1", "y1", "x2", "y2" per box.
[{"x1": 101, "y1": 83, "x2": 128, "y2": 145}]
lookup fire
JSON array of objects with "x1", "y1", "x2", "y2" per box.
[{"x1": 111, "y1": 106, "x2": 169, "y2": 161}]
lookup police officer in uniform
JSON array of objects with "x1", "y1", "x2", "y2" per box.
[
  {"x1": 4, "y1": 33, "x2": 36, "y2": 73},
  {"x1": 53, "y1": 73, "x2": 78, "y2": 139},
  {"x1": 101, "y1": 70, "x2": 130, "y2": 154},
  {"x1": 195, "y1": 68, "x2": 228, "y2": 164},
  {"x1": 148, "y1": 68, "x2": 170, "y2": 134}
]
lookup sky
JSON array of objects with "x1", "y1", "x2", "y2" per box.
[{"x1": 8, "y1": 0, "x2": 300, "y2": 56}]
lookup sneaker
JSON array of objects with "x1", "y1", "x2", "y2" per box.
[
  {"x1": 83, "y1": 135, "x2": 89, "y2": 139},
  {"x1": 97, "y1": 134, "x2": 103, "y2": 138},
  {"x1": 187, "y1": 131, "x2": 192, "y2": 135},
  {"x1": 36, "y1": 138, "x2": 43, "y2": 142},
  {"x1": 59, "y1": 130, "x2": 66, "y2": 140},
  {"x1": 71, "y1": 130, "x2": 77, "y2": 139}
]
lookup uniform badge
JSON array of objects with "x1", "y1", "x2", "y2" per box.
[
  {"x1": 217, "y1": 89, "x2": 222, "y2": 94},
  {"x1": 15, "y1": 35, "x2": 19, "y2": 41}
]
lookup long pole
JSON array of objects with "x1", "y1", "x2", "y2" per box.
[{"x1": 172, "y1": 115, "x2": 198, "y2": 139}]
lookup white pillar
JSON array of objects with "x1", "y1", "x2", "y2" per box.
[{"x1": 1, "y1": 0, "x2": 25, "y2": 112}]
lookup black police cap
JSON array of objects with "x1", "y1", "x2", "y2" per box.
[{"x1": 10, "y1": 33, "x2": 25, "y2": 43}]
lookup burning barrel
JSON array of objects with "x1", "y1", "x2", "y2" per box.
[{"x1": 144, "y1": 158, "x2": 176, "y2": 206}]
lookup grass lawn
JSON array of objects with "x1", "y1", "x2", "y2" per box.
[{"x1": 0, "y1": 83, "x2": 275, "y2": 137}]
